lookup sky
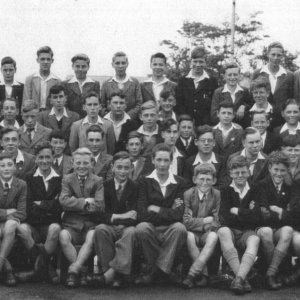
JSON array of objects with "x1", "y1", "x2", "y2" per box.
[{"x1": 0, "y1": 0, "x2": 299, "y2": 81}]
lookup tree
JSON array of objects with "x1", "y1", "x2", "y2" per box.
[{"x1": 160, "y1": 11, "x2": 298, "y2": 82}]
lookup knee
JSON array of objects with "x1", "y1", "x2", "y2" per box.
[
  {"x1": 85, "y1": 230, "x2": 95, "y2": 245},
  {"x1": 207, "y1": 231, "x2": 218, "y2": 245},
  {"x1": 293, "y1": 232, "x2": 300, "y2": 248},
  {"x1": 124, "y1": 226, "x2": 136, "y2": 237},
  {"x1": 59, "y1": 229, "x2": 71, "y2": 246},
  {"x1": 247, "y1": 235, "x2": 260, "y2": 248},
  {"x1": 170, "y1": 222, "x2": 187, "y2": 239},
  {"x1": 187, "y1": 231, "x2": 196, "y2": 244},
  {"x1": 280, "y1": 226, "x2": 293, "y2": 243},
  {"x1": 48, "y1": 223, "x2": 61, "y2": 237},
  {"x1": 94, "y1": 224, "x2": 110, "y2": 236},
  {"x1": 257, "y1": 227, "x2": 273, "y2": 241},
  {"x1": 3, "y1": 220, "x2": 18, "y2": 234},
  {"x1": 136, "y1": 222, "x2": 152, "y2": 237},
  {"x1": 217, "y1": 227, "x2": 231, "y2": 240}
]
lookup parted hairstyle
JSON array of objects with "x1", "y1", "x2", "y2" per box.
[
  {"x1": 37, "y1": 46, "x2": 54, "y2": 58},
  {"x1": 281, "y1": 98, "x2": 299, "y2": 112},
  {"x1": 112, "y1": 151, "x2": 132, "y2": 164},
  {"x1": 50, "y1": 130, "x2": 67, "y2": 142},
  {"x1": 152, "y1": 143, "x2": 173, "y2": 161},
  {"x1": 126, "y1": 130, "x2": 143, "y2": 144},
  {"x1": 218, "y1": 100, "x2": 234, "y2": 111},
  {"x1": 268, "y1": 150, "x2": 289, "y2": 168},
  {"x1": 86, "y1": 124, "x2": 104, "y2": 139},
  {"x1": 49, "y1": 84, "x2": 66, "y2": 96},
  {"x1": 281, "y1": 135, "x2": 300, "y2": 148},
  {"x1": 267, "y1": 41, "x2": 284, "y2": 53},
  {"x1": 150, "y1": 52, "x2": 167, "y2": 64},
  {"x1": 250, "y1": 77, "x2": 270, "y2": 92},
  {"x1": 228, "y1": 155, "x2": 250, "y2": 170},
  {"x1": 72, "y1": 147, "x2": 93, "y2": 159},
  {"x1": 160, "y1": 119, "x2": 178, "y2": 132},
  {"x1": 84, "y1": 91, "x2": 100, "y2": 104},
  {"x1": 242, "y1": 127, "x2": 260, "y2": 141},
  {"x1": 193, "y1": 163, "x2": 216, "y2": 178},
  {"x1": 34, "y1": 141, "x2": 53, "y2": 156},
  {"x1": 195, "y1": 125, "x2": 214, "y2": 139},
  {"x1": 71, "y1": 53, "x2": 90, "y2": 65},
  {"x1": 22, "y1": 100, "x2": 39, "y2": 113},
  {"x1": 1, "y1": 56, "x2": 16, "y2": 68}
]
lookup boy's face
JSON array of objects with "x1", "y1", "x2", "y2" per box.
[
  {"x1": 112, "y1": 158, "x2": 132, "y2": 183},
  {"x1": 230, "y1": 166, "x2": 249, "y2": 187},
  {"x1": 195, "y1": 132, "x2": 215, "y2": 154},
  {"x1": 0, "y1": 158, "x2": 15, "y2": 181},
  {"x1": 22, "y1": 109, "x2": 38, "y2": 128},
  {"x1": 179, "y1": 120, "x2": 193, "y2": 139},
  {"x1": 109, "y1": 95, "x2": 126, "y2": 115},
  {"x1": 252, "y1": 87, "x2": 269, "y2": 105},
  {"x1": 140, "y1": 108, "x2": 158, "y2": 129},
  {"x1": 1, "y1": 131, "x2": 19, "y2": 154},
  {"x1": 86, "y1": 132, "x2": 104, "y2": 155},
  {"x1": 83, "y1": 96, "x2": 100, "y2": 117},
  {"x1": 269, "y1": 163, "x2": 288, "y2": 185},
  {"x1": 50, "y1": 91, "x2": 67, "y2": 109},
  {"x1": 152, "y1": 150, "x2": 172, "y2": 176},
  {"x1": 282, "y1": 104, "x2": 300, "y2": 126},
  {"x1": 37, "y1": 53, "x2": 53, "y2": 73},
  {"x1": 162, "y1": 124, "x2": 179, "y2": 147},
  {"x1": 191, "y1": 57, "x2": 206, "y2": 76},
  {"x1": 159, "y1": 95, "x2": 175, "y2": 112},
  {"x1": 268, "y1": 47, "x2": 283, "y2": 67},
  {"x1": 243, "y1": 132, "x2": 262, "y2": 156},
  {"x1": 224, "y1": 67, "x2": 239, "y2": 87},
  {"x1": 217, "y1": 107, "x2": 234, "y2": 125},
  {"x1": 251, "y1": 114, "x2": 269, "y2": 135},
  {"x1": 112, "y1": 56, "x2": 128, "y2": 77},
  {"x1": 2, "y1": 100, "x2": 18, "y2": 121},
  {"x1": 73, "y1": 154, "x2": 92, "y2": 177},
  {"x1": 1, "y1": 63, "x2": 16, "y2": 83},
  {"x1": 50, "y1": 138, "x2": 66, "y2": 157},
  {"x1": 36, "y1": 148, "x2": 53, "y2": 173},
  {"x1": 126, "y1": 137, "x2": 142, "y2": 157},
  {"x1": 193, "y1": 173, "x2": 215, "y2": 193},
  {"x1": 151, "y1": 57, "x2": 166, "y2": 78},
  {"x1": 72, "y1": 59, "x2": 89, "y2": 80},
  {"x1": 281, "y1": 145, "x2": 300, "y2": 165}
]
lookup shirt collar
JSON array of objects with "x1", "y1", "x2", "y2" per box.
[
  {"x1": 186, "y1": 70, "x2": 209, "y2": 81},
  {"x1": 249, "y1": 102, "x2": 273, "y2": 112},
  {"x1": 68, "y1": 76, "x2": 95, "y2": 84},
  {"x1": 114, "y1": 178, "x2": 127, "y2": 189},
  {"x1": 260, "y1": 64, "x2": 287, "y2": 77},
  {"x1": 146, "y1": 169, "x2": 177, "y2": 186},
  {"x1": 82, "y1": 115, "x2": 103, "y2": 125},
  {"x1": 23, "y1": 123, "x2": 37, "y2": 132},
  {"x1": 193, "y1": 152, "x2": 217, "y2": 166},
  {"x1": 0, "y1": 120, "x2": 20, "y2": 129},
  {"x1": 222, "y1": 84, "x2": 244, "y2": 94},
  {"x1": 230, "y1": 180, "x2": 250, "y2": 199},
  {"x1": 280, "y1": 122, "x2": 300, "y2": 134},
  {"x1": 144, "y1": 76, "x2": 169, "y2": 85},
  {"x1": 49, "y1": 107, "x2": 69, "y2": 117},
  {"x1": 173, "y1": 147, "x2": 183, "y2": 158},
  {"x1": 104, "y1": 112, "x2": 131, "y2": 125},
  {"x1": 0, "y1": 177, "x2": 13, "y2": 188},
  {"x1": 34, "y1": 167, "x2": 60, "y2": 181},
  {"x1": 137, "y1": 124, "x2": 158, "y2": 136},
  {"x1": 0, "y1": 80, "x2": 21, "y2": 86},
  {"x1": 15, "y1": 149, "x2": 24, "y2": 164},
  {"x1": 240, "y1": 148, "x2": 265, "y2": 161},
  {"x1": 33, "y1": 72, "x2": 59, "y2": 81},
  {"x1": 214, "y1": 122, "x2": 240, "y2": 131},
  {"x1": 109, "y1": 75, "x2": 132, "y2": 83}
]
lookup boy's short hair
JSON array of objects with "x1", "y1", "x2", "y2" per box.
[
  {"x1": 1, "y1": 56, "x2": 16, "y2": 68},
  {"x1": 223, "y1": 62, "x2": 240, "y2": 73},
  {"x1": 152, "y1": 143, "x2": 173, "y2": 161},
  {"x1": 127, "y1": 130, "x2": 143, "y2": 144},
  {"x1": 0, "y1": 152, "x2": 14, "y2": 163},
  {"x1": 140, "y1": 100, "x2": 158, "y2": 113},
  {"x1": 250, "y1": 77, "x2": 270, "y2": 92},
  {"x1": 218, "y1": 100, "x2": 234, "y2": 112},
  {"x1": 160, "y1": 90, "x2": 175, "y2": 100},
  {"x1": 112, "y1": 51, "x2": 128, "y2": 63},
  {"x1": 150, "y1": 52, "x2": 167, "y2": 64},
  {"x1": 109, "y1": 91, "x2": 126, "y2": 101},
  {"x1": 2, "y1": 98, "x2": 19, "y2": 110},
  {"x1": 191, "y1": 47, "x2": 206, "y2": 59},
  {"x1": 50, "y1": 130, "x2": 67, "y2": 142},
  {"x1": 49, "y1": 84, "x2": 66, "y2": 96},
  {"x1": 195, "y1": 125, "x2": 214, "y2": 139},
  {"x1": 1, "y1": 127, "x2": 19, "y2": 140},
  {"x1": 193, "y1": 163, "x2": 216, "y2": 178},
  {"x1": 250, "y1": 110, "x2": 270, "y2": 122},
  {"x1": 72, "y1": 147, "x2": 93, "y2": 159},
  {"x1": 71, "y1": 53, "x2": 90, "y2": 65},
  {"x1": 228, "y1": 155, "x2": 250, "y2": 170},
  {"x1": 281, "y1": 135, "x2": 300, "y2": 148},
  {"x1": 242, "y1": 127, "x2": 259, "y2": 141},
  {"x1": 37, "y1": 46, "x2": 54, "y2": 58},
  {"x1": 35, "y1": 141, "x2": 53, "y2": 156},
  {"x1": 22, "y1": 100, "x2": 39, "y2": 113},
  {"x1": 268, "y1": 151, "x2": 289, "y2": 168},
  {"x1": 281, "y1": 98, "x2": 299, "y2": 112},
  {"x1": 178, "y1": 114, "x2": 194, "y2": 124},
  {"x1": 161, "y1": 119, "x2": 178, "y2": 133},
  {"x1": 112, "y1": 151, "x2": 132, "y2": 164},
  {"x1": 86, "y1": 124, "x2": 104, "y2": 139},
  {"x1": 267, "y1": 41, "x2": 284, "y2": 53},
  {"x1": 84, "y1": 91, "x2": 100, "y2": 104}
]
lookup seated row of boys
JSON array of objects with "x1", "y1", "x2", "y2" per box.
[{"x1": 1, "y1": 137, "x2": 300, "y2": 295}]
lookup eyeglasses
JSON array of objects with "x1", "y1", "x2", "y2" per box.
[{"x1": 198, "y1": 138, "x2": 214, "y2": 144}]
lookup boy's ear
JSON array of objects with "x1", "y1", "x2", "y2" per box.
[{"x1": 212, "y1": 177, "x2": 217, "y2": 185}]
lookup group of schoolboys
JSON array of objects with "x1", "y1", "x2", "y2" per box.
[{"x1": 0, "y1": 40, "x2": 300, "y2": 296}]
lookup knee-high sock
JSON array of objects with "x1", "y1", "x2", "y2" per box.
[
  {"x1": 266, "y1": 248, "x2": 286, "y2": 276},
  {"x1": 237, "y1": 252, "x2": 256, "y2": 279},
  {"x1": 223, "y1": 248, "x2": 240, "y2": 275}
]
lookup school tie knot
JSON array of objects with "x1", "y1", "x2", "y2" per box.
[{"x1": 200, "y1": 193, "x2": 207, "y2": 203}]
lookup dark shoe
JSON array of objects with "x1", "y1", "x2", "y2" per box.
[
  {"x1": 134, "y1": 273, "x2": 154, "y2": 286},
  {"x1": 210, "y1": 273, "x2": 234, "y2": 289},
  {"x1": 3, "y1": 270, "x2": 17, "y2": 287},
  {"x1": 230, "y1": 276, "x2": 245, "y2": 295},
  {"x1": 168, "y1": 271, "x2": 182, "y2": 286},
  {"x1": 66, "y1": 272, "x2": 78, "y2": 288},
  {"x1": 79, "y1": 272, "x2": 88, "y2": 287},
  {"x1": 111, "y1": 278, "x2": 123, "y2": 289},
  {"x1": 182, "y1": 275, "x2": 195, "y2": 289},
  {"x1": 266, "y1": 275, "x2": 280, "y2": 290},
  {"x1": 243, "y1": 279, "x2": 252, "y2": 293},
  {"x1": 194, "y1": 275, "x2": 209, "y2": 288},
  {"x1": 14, "y1": 270, "x2": 36, "y2": 283},
  {"x1": 48, "y1": 263, "x2": 59, "y2": 285},
  {"x1": 282, "y1": 274, "x2": 298, "y2": 286}
]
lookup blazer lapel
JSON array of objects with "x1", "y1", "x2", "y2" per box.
[
  {"x1": 164, "y1": 183, "x2": 177, "y2": 200},
  {"x1": 151, "y1": 179, "x2": 164, "y2": 197},
  {"x1": 48, "y1": 115, "x2": 59, "y2": 130},
  {"x1": 32, "y1": 124, "x2": 44, "y2": 144},
  {"x1": 70, "y1": 82, "x2": 82, "y2": 96},
  {"x1": 191, "y1": 188, "x2": 200, "y2": 216},
  {"x1": 33, "y1": 77, "x2": 41, "y2": 97},
  {"x1": 132, "y1": 157, "x2": 145, "y2": 181},
  {"x1": 223, "y1": 129, "x2": 238, "y2": 148},
  {"x1": 121, "y1": 80, "x2": 132, "y2": 95},
  {"x1": 214, "y1": 129, "x2": 224, "y2": 148},
  {"x1": 19, "y1": 127, "x2": 31, "y2": 145},
  {"x1": 7, "y1": 178, "x2": 18, "y2": 206},
  {"x1": 274, "y1": 74, "x2": 286, "y2": 94},
  {"x1": 144, "y1": 82, "x2": 154, "y2": 99}
]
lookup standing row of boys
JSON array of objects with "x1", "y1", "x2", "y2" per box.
[{"x1": 0, "y1": 41, "x2": 300, "y2": 295}]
